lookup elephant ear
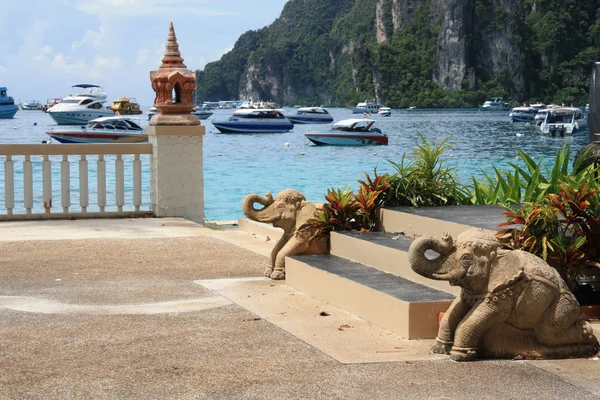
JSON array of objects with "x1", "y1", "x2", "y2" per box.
[
  {"x1": 488, "y1": 251, "x2": 526, "y2": 293},
  {"x1": 295, "y1": 201, "x2": 317, "y2": 230}
]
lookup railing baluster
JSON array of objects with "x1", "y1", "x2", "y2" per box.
[
  {"x1": 97, "y1": 154, "x2": 106, "y2": 212},
  {"x1": 115, "y1": 154, "x2": 124, "y2": 212},
  {"x1": 4, "y1": 155, "x2": 14, "y2": 215},
  {"x1": 23, "y1": 155, "x2": 33, "y2": 214},
  {"x1": 133, "y1": 154, "x2": 141, "y2": 212},
  {"x1": 79, "y1": 155, "x2": 89, "y2": 212},
  {"x1": 61, "y1": 155, "x2": 70, "y2": 213},
  {"x1": 42, "y1": 155, "x2": 52, "y2": 213}
]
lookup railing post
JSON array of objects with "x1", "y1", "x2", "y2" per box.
[
  {"x1": 61, "y1": 155, "x2": 70, "y2": 213},
  {"x1": 42, "y1": 155, "x2": 52, "y2": 213},
  {"x1": 97, "y1": 154, "x2": 106, "y2": 213},
  {"x1": 23, "y1": 155, "x2": 33, "y2": 214},
  {"x1": 147, "y1": 125, "x2": 205, "y2": 223},
  {"x1": 133, "y1": 154, "x2": 142, "y2": 212},
  {"x1": 4, "y1": 155, "x2": 14, "y2": 215},
  {"x1": 79, "y1": 155, "x2": 89, "y2": 213},
  {"x1": 115, "y1": 154, "x2": 124, "y2": 212}
]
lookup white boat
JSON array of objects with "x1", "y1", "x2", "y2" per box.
[
  {"x1": 21, "y1": 100, "x2": 43, "y2": 110},
  {"x1": 212, "y1": 109, "x2": 293, "y2": 133},
  {"x1": 530, "y1": 103, "x2": 546, "y2": 111},
  {"x1": 407, "y1": 106, "x2": 417, "y2": 110},
  {"x1": 352, "y1": 99, "x2": 381, "y2": 114},
  {"x1": 480, "y1": 97, "x2": 509, "y2": 111},
  {"x1": 540, "y1": 107, "x2": 587, "y2": 137},
  {"x1": 509, "y1": 107, "x2": 536, "y2": 123},
  {"x1": 304, "y1": 119, "x2": 388, "y2": 146},
  {"x1": 46, "y1": 116, "x2": 147, "y2": 144},
  {"x1": 378, "y1": 107, "x2": 392, "y2": 117},
  {"x1": 147, "y1": 106, "x2": 213, "y2": 121},
  {"x1": 48, "y1": 84, "x2": 113, "y2": 125},
  {"x1": 286, "y1": 107, "x2": 333, "y2": 124}
]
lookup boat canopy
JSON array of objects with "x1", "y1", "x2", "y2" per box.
[
  {"x1": 73, "y1": 84, "x2": 102, "y2": 89},
  {"x1": 332, "y1": 119, "x2": 377, "y2": 131}
]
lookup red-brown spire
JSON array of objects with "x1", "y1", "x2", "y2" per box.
[{"x1": 160, "y1": 21, "x2": 186, "y2": 69}]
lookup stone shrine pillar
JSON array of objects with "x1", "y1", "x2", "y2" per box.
[{"x1": 147, "y1": 22, "x2": 205, "y2": 223}]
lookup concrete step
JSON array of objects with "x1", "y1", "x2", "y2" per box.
[
  {"x1": 286, "y1": 254, "x2": 455, "y2": 339},
  {"x1": 330, "y1": 231, "x2": 461, "y2": 296},
  {"x1": 379, "y1": 205, "x2": 506, "y2": 238},
  {"x1": 237, "y1": 218, "x2": 283, "y2": 241}
]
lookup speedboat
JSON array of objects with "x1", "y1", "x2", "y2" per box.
[
  {"x1": 212, "y1": 109, "x2": 293, "y2": 133},
  {"x1": 378, "y1": 107, "x2": 392, "y2": 117},
  {"x1": 21, "y1": 100, "x2": 43, "y2": 110},
  {"x1": 147, "y1": 106, "x2": 213, "y2": 121},
  {"x1": 48, "y1": 84, "x2": 113, "y2": 125},
  {"x1": 0, "y1": 87, "x2": 18, "y2": 119},
  {"x1": 304, "y1": 119, "x2": 388, "y2": 146},
  {"x1": 45, "y1": 116, "x2": 147, "y2": 144},
  {"x1": 352, "y1": 99, "x2": 381, "y2": 114},
  {"x1": 509, "y1": 107, "x2": 537, "y2": 123},
  {"x1": 480, "y1": 97, "x2": 509, "y2": 111},
  {"x1": 540, "y1": 107, "x2": 587, "y2": 137},
  {"x1": 110, "y1": 97, "x2": 142, "y2": 115},
  {"x1": 286, "y1": 107, "x2": 333, "y2": 124}
]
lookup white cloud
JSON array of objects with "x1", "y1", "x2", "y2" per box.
[
  {"x1": 0, "y1": 65, "x2": 7, "y2": 73},
  {"x1": 41, "y1": 45, "x2": 53, "y2": 54},
  {"x1": 70, "y1": 0, "x2": 237, "y2": 18},
  {"x1": 135, "y1": 49, "x2": 149, "y2": 66},
  {"x1": 72, "y1": 26, "x2": 108, "y2": 50}
]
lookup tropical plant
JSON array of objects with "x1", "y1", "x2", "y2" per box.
[
  {"x1": 387, "y1": 134, "x2": 469, "y2": 207},
  {"x1": 304, "y1": 170, "x2": 390, "y2": 241},
  {"x1": 496, "y1": 182, "x2": 600, "y2": 289}
]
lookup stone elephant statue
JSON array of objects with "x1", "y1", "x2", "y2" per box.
[
  {"x1": 242, "y1": 189, "x2": 328, "y2": 280},
  {"x1": 408, "y1": 228, "x2": 598, "y2": 361}
]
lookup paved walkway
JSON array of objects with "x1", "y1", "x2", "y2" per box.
[{"x1": 0, "y1": 218, "x2": 598, "y2": 399}]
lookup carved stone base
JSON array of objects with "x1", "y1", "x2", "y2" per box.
[{"x1": 149, "y1": 113, "x2": 200, "y2": 126}]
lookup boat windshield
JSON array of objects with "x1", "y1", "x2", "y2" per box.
[{"x1": 232, "y1": 110, "x2": 284, "y2": 119}]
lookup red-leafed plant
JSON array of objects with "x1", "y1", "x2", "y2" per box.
[
  {"x1": 303, "y1": 170, "x2": 390, "y2": 241},
  {"x1": 496, "y1": 182, "x2": 600, "y2": 288}
]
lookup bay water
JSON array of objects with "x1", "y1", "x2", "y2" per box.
[{"x1": 0, "y1": 107, "x2": 589, "y2": 221}]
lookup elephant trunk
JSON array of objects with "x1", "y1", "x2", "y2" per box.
[
  {"x1": 408, "y1": 233, "x2": 459, "y2": 281},
  {"x1": 242, "y1": 192, "x2": 275, "y2": 222}
]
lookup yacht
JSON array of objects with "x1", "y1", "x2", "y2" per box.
[
  {"x1": 286, "y1": 107, "x2": 333, "y2": 124},
  {"x1": 21, "y1": 100, "x2": 43, "y2": 110},
  {"x1": 147, "y1": 106, "x2": 213, "y2": 121},
  {"x1": 509, "y1": 107, "x2": 537, "y2": 123},
  {"x1": 110, "y1": 97, "x2": 142, "y2": 115},
  {"x1": 304, "y1": 119, "x2": 388, "y2": 146},
  {"x1": 480, "y1": 97, "x2": 509, "y2": 111},
  {"x1": 212, "y1": 109, "x2": 293, "y2": 133},
  {"x1": 540, "y1": 107, "x2": 587, "y2": 137},
  {"x1": 378, "y1": 107, "x2": 392, "y2": 117},
  {"x1": 46, "y1": 116, "x2": 147, "y2": 143},
  {"x1": 0, "y1": 87, "x2": 18, "y2": 119},
  {"x1": 48, "y1": 84, "x2": 113, "y2": 125},
  {"x1": 352, "y1": 99, "x2": 381, "y2": 114}
]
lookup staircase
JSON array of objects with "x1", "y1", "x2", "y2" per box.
[{"x1": 239, "y1": 205, "x2": 506, "y2": 340}]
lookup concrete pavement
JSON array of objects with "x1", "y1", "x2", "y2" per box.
[{"x1": 0, "y1": 218, "x2": 598, "y2": 399}]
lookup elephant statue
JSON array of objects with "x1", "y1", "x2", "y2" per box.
[
  {"x1": 242, "y1": 189, "x2": 328, "y2": 280},
  {"x1": 408, "y1": 228, "x2": 599, "y2": 361}
]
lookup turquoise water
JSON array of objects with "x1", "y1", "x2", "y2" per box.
[{"x1": 0, "y1": 107, "x2": 589, "y2": 221}]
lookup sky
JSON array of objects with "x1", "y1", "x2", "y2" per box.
[{"x1": 0, "y1": 0, "x2": 288, "y2": 105}]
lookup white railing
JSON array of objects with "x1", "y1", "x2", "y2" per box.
[{"x1": 0, "y1": 144, "x2": 153, "y2": 220}]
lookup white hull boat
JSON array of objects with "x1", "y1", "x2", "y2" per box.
[
  {"x1": 49, "y1": 84, "x2": 113, "y2": 125},
  {"x1": 378, "y1": 107, "x2": 391, "y2": 117},
  {"x1": 305, "y1": 119, "x2": 388, "y2": 146},
  {"x1": 286, "y1": 107, "x2": 333, "y2": 124},
  {"x1": 509, "y1": 107, "x2": 536, "y2": 123},
  {"x1": 540, "y1": 107, "x2": 587, "y2": 137},
  {"x1": 46, "y1": 116, "x2": 147, "y2": 143},
  {"x1": 352, "y1": 99, "x2": 381, "y2": 114}
]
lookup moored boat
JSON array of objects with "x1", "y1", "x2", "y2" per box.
[
  {"x1": 509, "y1": 107, "x2": 536, "y2": 123},
  {"x1": 352, "y1": 99, "x2": 381, "y2": 114},
  {"x1": 147, "y1": 106, "x2": 213, "y2": 121},
  {"x1": 286, "y1": 107, "x2": 333, "y2": 124},
  {"x1": 46, "y1": 116, "x2": 147, "y2": 144},
  {"x1": 378, "y1": 107, "x2": 392, "y2": 117},
  {"x1": 21, "y1": 100, "x2": 43, "y2": 110},
  {"x1": 304, "y1": 119, "x2": 388, "y2": 146},
  {"x1": 0, "y1": 87, "x2": 18, "y2": 119},
  {"x1": 480, "y1": 97, "x2": 509, "y2": 111},
  {"x1": 212, "y1": 109, "x2": 293, "y2": 133},
  {"x1": 48, "y1": 84, "x2": 113, "y2": 125},
  {"x1": 540, "y1": 107, "x2": 587, "y2": 137},
  {"x1": 110, "y1": 96, "x2": 143, "y2": 115}
]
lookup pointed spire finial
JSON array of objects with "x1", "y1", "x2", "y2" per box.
[{"x1": 160, "y1": 21, "x2": 186, "y2": 69}]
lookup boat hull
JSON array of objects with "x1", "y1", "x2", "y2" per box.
[
  {"x1": 0, "y1": 106, "x2": 18, "y2": 119},
  {"x1": 378, "y1": 112, "x2": 391, "y2": 117},
  {"x1": 47, "y1": 131, "x2": 148, "y2": 144},
  {"x1": 49, "y1": 109, "x2": 114, "y2": 125},
  {"x1": 212, "y1": 120, "x2": 293, "y2": 133},
  {"x1": 287, "y1": 115, "x2": 333, "y2": 124},
  {"x1": 305, "y1": 133, "x2": 388, "y2": 146}
]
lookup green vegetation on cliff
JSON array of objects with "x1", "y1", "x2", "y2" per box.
[{"x1": 195, "y1": 0, "x2": 600, "y2": 108}]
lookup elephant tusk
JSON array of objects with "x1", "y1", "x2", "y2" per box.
[{"x1": 432, "y1": 268, "x2": 467, "y2": 282}]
